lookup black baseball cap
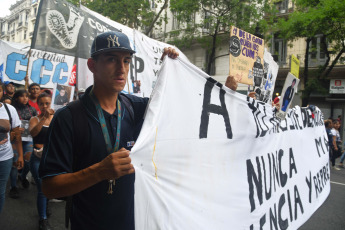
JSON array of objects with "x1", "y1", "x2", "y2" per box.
[{"x1": 91, "y1": 31, "x2": 136, "y2": 57}]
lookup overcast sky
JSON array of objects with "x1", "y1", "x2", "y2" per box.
[{"x1": 0, "y1": 0, "x2": 18, "y2": 18}]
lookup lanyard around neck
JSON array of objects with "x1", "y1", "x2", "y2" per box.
[{"x1": 90, "y1": 89, "x2": 122, "y2": 154}]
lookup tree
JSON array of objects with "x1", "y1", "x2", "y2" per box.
[
  {"x1": 67, "y1": 0, "x2": 168, "y2": 36},
  {"x1": 168, "y1": 0, "x2": 270, "y2": 75},
  {"x1": 274, "y1": 0, "x2": 345, "y2": 106}
]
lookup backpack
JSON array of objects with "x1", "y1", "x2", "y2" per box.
[{"x1": 64, "y1": 93, "x2": 135, "y2": 228}]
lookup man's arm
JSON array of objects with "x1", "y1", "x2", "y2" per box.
[{"x1": 42, "y1": 147, "x2": 134, "y2": 199}]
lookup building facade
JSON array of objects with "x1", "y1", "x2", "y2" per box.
[{"x1": 0, "y1": 0, "x2": 40, "y2": 44}]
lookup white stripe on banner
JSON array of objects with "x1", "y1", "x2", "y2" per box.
[{"x1": 132, "y1": 57, "x2": 330, "y2": 230}]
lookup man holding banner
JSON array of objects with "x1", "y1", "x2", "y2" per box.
[{"x1": 38, "y1": 31, "x2": 178, "y2": 230}]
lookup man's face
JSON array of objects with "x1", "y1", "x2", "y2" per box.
[
  {"x1": 60, "y1": 89, "x2": 66, "y2": 96},
  {"x1": 29, "y1": 86, "x2": 41, "y2": 99},
  {"x1": 291, "y1": 81, "x2": 296, "y2": 88},
  {"x1": 5, "y1": 84, "x2": 15, "y2": 94},
  {"x1": 89, "y1": 51, "x2": 132, "y2": 93}
]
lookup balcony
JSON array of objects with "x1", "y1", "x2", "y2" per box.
[
  {"x1": 1, "y1": 31, "x2": 9, "y2": 39},
  {"x1": 17, "y1": 22, "x2": 28, "y2": 30}
]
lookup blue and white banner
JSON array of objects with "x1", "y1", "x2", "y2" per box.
[
  {"x1": 132, "y1": 57, "x2": 329, "y2": 230},
  {"x1": 0, "y1": 40, "x2": 75, "y2": 88}
]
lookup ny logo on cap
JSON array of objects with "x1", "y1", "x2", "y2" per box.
[{"x1": 107, "y1": 35, "x2": 120, "y2": 48}]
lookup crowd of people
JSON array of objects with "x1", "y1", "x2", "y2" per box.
[
  {"x1": 0, "y1": 31, "x2": 343, "y2": 230},
  {"x1": 0, "y1": 81, "x2": 57, "y2": 229}
]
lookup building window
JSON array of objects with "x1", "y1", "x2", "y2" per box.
[
  {"x1": 172, "y1": 12, "x2": 180, "y2": 30},
  {"x1": 271, "y1": 34, "x2": 287, "y2": 65},
  {"x1": 24, "y1": 30, "x2": 27, "y2": 40},
  {"x1": 309, "y1": 35, "x2": 326, "y2": 61},
  {"x1": 275, "y1": 0, "x2": 289, "y2": 13},
  {"x1": 150, "y1": 0, "x2": 155, "y2": 9},
  {"x1": 204, "y1": 11, "x2": 211, "y2": 30}
]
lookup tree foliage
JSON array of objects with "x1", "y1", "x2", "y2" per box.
[
  {"x1": 67, "y1": 0, "x2": 168, "y2": 35},
  {"x1": 272, "y1": 0, "x2": 345, "y2": 106},
  {"x1": 168, "y1": 0, "x2": 270, "y2": 74}
]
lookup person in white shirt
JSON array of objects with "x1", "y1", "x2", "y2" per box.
[{"x1": 0, "y1": 81, "x2": 23, "y2": 213}]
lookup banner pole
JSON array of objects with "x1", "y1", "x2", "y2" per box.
[{"x1": 24, "y1": 48, "x2": 31, "y2": 91}]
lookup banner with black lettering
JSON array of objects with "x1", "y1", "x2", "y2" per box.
[{"x1": 131, "y1": 58, "x2": 329, "y2": 230}]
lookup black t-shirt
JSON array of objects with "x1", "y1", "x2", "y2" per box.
[{"x1": 39, "y1": 86, "x2": 149, "y2": 230}]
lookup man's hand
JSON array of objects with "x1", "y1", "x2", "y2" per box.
[
  {"x1": 248, "y1": 91, "x2": 256, "y2": 100},
  {"x1": 17, "y1": 155, "x2": 24, "y2": 169},
  {"x1": 43, "y1": 109, "x2": 55, "y2": 119},
  {"x1": 161, "y1": 47, "x2": 179, "y2": 61},
  {"x1": 225, "y1": 75, "x2": 238, "y2": 91},
  {"x1": 0, "y1": 138, "x2": 8, "y2": 145},
  {"x1": 97, "y1": 148, "x2": 135, "y2": 180}
]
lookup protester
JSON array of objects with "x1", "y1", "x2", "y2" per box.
[
  {"x1": 39, "y1": 31, "x2": 178, "y2": 230},
  {"x1": 11, "y1": 90, "x2": 38, "y2": 189},
  {"x1": 28, "y1": 83, "x2": 41, "y2": 115},
  {"x1": 325, "y1": 120, "x2": 340, "y2": 170},
  {"x1": 337, "y1": 115, "x2": 341, "y2": 123},
  {"x1": 0, "y1": 81, "x2": 23, "y2": 213},
  {"x1": 29, "y1": 92, "x2": 54, "y2": 230},
  {"x1": 331, "y1": 120, "x2": 342, "y2": 169},
  {"x1": 3, "y1": 81, "x2": 15, "y2": 101}
]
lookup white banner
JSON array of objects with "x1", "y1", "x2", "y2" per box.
[{"x1": 131, "y1": 58, "x2": 329, "y2": 230}]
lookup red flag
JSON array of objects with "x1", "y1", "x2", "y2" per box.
[{"x1": 69, "y1": 64, "x2": 77, "y2": 86}]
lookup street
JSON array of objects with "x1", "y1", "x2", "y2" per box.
[{"x1": 0, "y1": 161, "x2": 345, "y2": 230}]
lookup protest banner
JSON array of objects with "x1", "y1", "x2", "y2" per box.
[
  {"x1": 21, "y1": 0, "x2": 186, "y2": 95},
  {"x1": 253, "y1": 49, "x2": 279, "y2": 104},
  {"x1": 132, "y1": 58, "x2": 329, "y2": 230},
  {"x1": 0, "y1": 40, "x2": 75, "y2": 88},
  {"x1": 229, "y1": 26, "x2": 265, "y2": 85},
  {"x1": 290, "y1": 55, "x2": 300, "y2": 79}
]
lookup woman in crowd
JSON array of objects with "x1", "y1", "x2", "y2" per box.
[
  {"x1": 0, "y1": 82, "x2": 23, "y2": 213},
  {"x1": 332, "y1": 120, "x2": 344, "y2": 168},
  {"x1": 29, "y1": 92, "x2": 54, "y2": 230},
  {"x1": 11, "y1": 90, "x2": 37, "y2": 189}
]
